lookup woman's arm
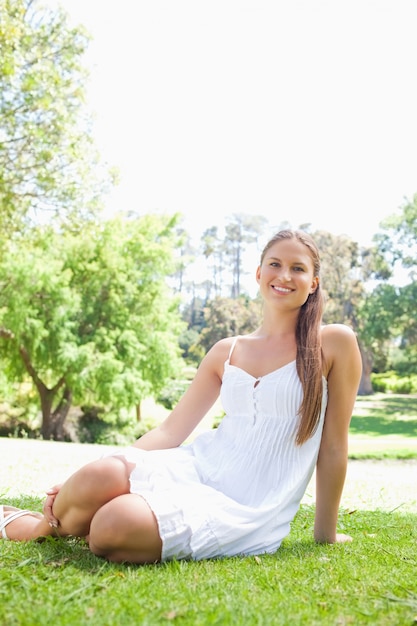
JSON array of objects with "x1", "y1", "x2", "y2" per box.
[
  {"x1": 43, "y1": 338, "x2": 232, "y2": 525},
  {"x1": 132, "y1": 337, "x2": 232, "y2": 451},
  {"x1": 314, "y1": 324, "x2": 362, "y2": 543}
]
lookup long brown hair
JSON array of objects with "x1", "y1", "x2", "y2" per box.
[{"x1": 260, "y1": 230, "x2": 325, "y2": 445}]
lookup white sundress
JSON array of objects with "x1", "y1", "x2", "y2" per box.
[{"x1": 113, "y1": 339, "x2": 328, "y2": 561}]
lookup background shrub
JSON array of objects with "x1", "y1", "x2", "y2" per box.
[{"x1": 371, "y1": 372, "x2": 417, "y2": 394}]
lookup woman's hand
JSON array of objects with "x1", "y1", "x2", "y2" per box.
[{"x1": 43, "y1": 484, "x2": 62, "y2": 527}]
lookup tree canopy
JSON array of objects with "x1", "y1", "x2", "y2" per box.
[
  {"x1": 0, "y1": 214, "x2": 185, "y2": 439},
  {"x1": 197, "y1": 296, "x2": 262, "y2": 354},
  {"x1": 0, "y1": 0, "x2": 113, "y2": 236},
  {"x1": 375, "y1": 194, "x2": 417, "y2": 273},
  {"x1": 362, "y1": 195, "x2": 417, "y2": 373}
]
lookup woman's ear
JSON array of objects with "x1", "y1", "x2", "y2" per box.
[
  {"x1": 309, "y1": 276, "x2": 319, "y2": 294},
  {"x1": 255, "y1": 265, "x2": 261, "y2": 284}
]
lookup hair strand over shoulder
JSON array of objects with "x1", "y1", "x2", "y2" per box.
[{"x1": 260, "y1": 230, "x2": 324, "y2": 444}]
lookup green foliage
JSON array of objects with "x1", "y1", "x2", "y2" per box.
[
  {"x1": 357, "y1": 281, "x2": 417, "y2": 372},
  {"x1": 181, "y1": 296, "x2": 206, "y2": 334},
  {"x1": 395, "y1": 282, "x2": 417, "y2": 361},
  {"x1": 356, "y1": 284, "x2": 403, "y2": 372},
  {"x1": 1, "y1": 505, "x2": 416, "y2": 625},
  {"x1": 157, "y1": 379, "x2": 190, "y2": 410},
  {"x1": 370, "y1": 372, "x2": 417, "y2": 394},
  {"x1": 390, "y1": 347, "x2": 417, "y2": 375},
  {"x1": 212, "y1": 410, "x2": 226, "y2": 429},
  {"x1": 358, "y1": 285, "x2": 401, "y2": 344},
  {"x1": 312, "y1": 230, "x2": 364, "y2": 326},
  {"x1": 133, "y1": 417, "x2": 160, "y2": 439},
  {"x1": 77, "y1": 408, "x2": 158, "y2": 446},
  {"x1": 0, "y1": 374, "x2": 40, "y2": 439},
  {"x1": 178, "y1": 328, "x2": 201, "y2": 363},
  {"x1": 376, "y1": 193, "x2": 417, "y2": 272},
  {"x1": 198, "y1": 214, "x2": 268, "y2": 299},
  {"x1": 185, "y1": 220, "x2": 417, "y2": 387},
  {"x1": 362, "y1": 196, "x2": 417, "y2": 374},
  {"x1": 0, "y1": 0, "x2": 113, "y2": 237},
  {"x1": 0, "y1": 214, "x2": 185, "y2": 439},
  {"x1": 198, "y1": 296, "x2": 262, "y2": 353}
]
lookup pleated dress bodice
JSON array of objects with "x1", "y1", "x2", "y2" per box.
[{"x1": 189, "y1": 358, "x2": 327, "y2": 507}]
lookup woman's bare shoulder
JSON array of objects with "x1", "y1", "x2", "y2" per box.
[
  {"x1": 202, "y1": 336, "x2": 238, "y2": 369},
  {"x1": 321, "y1": 323, "x2": 357, "y2": 343},
  {"x1": 321, "y1": 324, "x2": 360, "y2": 372}
]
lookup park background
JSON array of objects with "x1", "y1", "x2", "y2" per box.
[{"x1": 1, "y1": 2, "x2": 417, "y2": 624}]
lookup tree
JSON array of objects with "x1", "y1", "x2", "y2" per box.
[
  {"x1": 224, "y1": 214, "x2": 268, "y2": 298},
  {"x1": 356, "y1": 284, "x2": 402, "y2": 370},
  {"x1": 311, "y1": 230, "x2": 376, "y2": 394},
  {"x1": 334, "y1": 195, "x2": 417, "y2": 391},
  {"x1": 367, "y1": 195, "x2": 417, "y2": 372},
  {"x1": 0, "y1": 214, "x2": 185, "y2": 440},
  {"x1": 312, "y1": 230, "x2": 363, "y2": 326},
  {"x1": 197, "y1": 297, "x2": 262, "y2": 354},
  {"x1": 374, "y1": 194, "x2": 417, "y2": 272},
  {"x1": 171, "y1": 227, "x2": 195, "y2": 295},
  {"x1": 0, "y1": 0, "x2": 113, "y2": 237},
  {"x1": 200, "y1": 226, "x2": 224, "y2": 298}
]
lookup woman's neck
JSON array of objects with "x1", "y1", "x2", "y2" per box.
[{"x1": 255, "y1": 308, "x2": 299, "y2": 337}]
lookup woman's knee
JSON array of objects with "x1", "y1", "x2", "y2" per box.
[
  {"x1": 52, "y1": 456, "x2": 134, "y2": 530},
  {"x1": 88, "y1": 495, "x2": 162, "y2": 564},
  {"x1": 88, "y1": 504, "x2": 118, "y2": 552},
  {"x1": 71, "y1": 456, "x2": 133, "y2": 499}
]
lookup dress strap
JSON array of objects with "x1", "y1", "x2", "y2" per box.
[{"x1": 227, "y1": 335, "x2": 240, "y2": 361}]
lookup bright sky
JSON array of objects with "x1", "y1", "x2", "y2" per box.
[{"x1": 48, "y1": 0, "x2": 417, "y2": 249}]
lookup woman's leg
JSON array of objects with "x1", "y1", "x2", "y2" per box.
[
  {"x1": 3, "y1": 455, "x2": 134, "y2": 541},
  {"x1": 51, "y1": 456, "x2": 135, "y2": 537},
  {"x1": 88, "y1": 493, "x2": 162, "y2": 564}
]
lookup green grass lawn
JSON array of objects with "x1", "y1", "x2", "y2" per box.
[
  {"x1": 1, "y1": 504, "x2": 416, "y2": 625},
  {"x1": 1, "y1": 393, "x2": 417, "y2": 625}
]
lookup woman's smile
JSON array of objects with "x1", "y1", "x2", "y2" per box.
[{"x1": 271, "y1": 284, "x2": 293, "y2": 294}]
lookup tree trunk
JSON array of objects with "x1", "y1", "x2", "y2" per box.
[
  {"x1": 40, "y1": 385, "x2": 73, "y2": 440},
  {"x1": 18, "y1": 344, "x2": 71, "y2": 440},
  {"x1": 39, "y1": 386, "x2": 55, "y2": 440},
  {"x1": 136, "y1": 402, "x2": 141, "y2": 422},
  {"x1": 51, "y1": 386, "x2": 73, "y2": 440},
  {"x1": 358, "y1": 343, "x2": 374, "y2": 396}
]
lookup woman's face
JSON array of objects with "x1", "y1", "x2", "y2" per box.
[{"x1": 256, "y1": 238, "x2": 319, "y2": 308}]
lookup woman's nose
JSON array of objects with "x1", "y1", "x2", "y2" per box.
[{"x1": 278, "y1": 266, "x2": 291, "y2": 281}]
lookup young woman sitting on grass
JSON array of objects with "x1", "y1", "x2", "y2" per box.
[{"x1": 0, "y1": 230, "x2": 362, "y2": 564}]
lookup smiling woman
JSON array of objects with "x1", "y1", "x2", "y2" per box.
[
  {"x1": 256, "y1": 230, "x2": 324, "y2": 445},
  {"x1": 1, "y1": 230, "x2": 362, "y2": 565}
]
